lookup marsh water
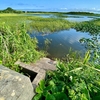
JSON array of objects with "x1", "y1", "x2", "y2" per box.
[
  {"x1": 25, "y1": 13, "x2": 98, "y2": 22},
  {"x1": 30, "y1": 29, "x2": 91, "y2": 58},
  {"x1": 27, "y1": 13, "x2": 97, "y2": 58},
  {"x1": 25, "y1": 13, "x2": 55, "y2": 18},
  {"x1": 64, "y1": 15, "x2": 93, "y2": 22}
]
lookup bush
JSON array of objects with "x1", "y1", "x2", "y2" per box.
[
  {"x1": 0, "y1": 23, "x2": 45, "y2": 71},
  {"x1": 33, "y1": 51, "x2": 100, "y2": 100}
]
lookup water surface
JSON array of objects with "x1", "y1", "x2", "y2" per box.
[
  {"x1": 24, "y1": 13, "x2": 55, "y2": 18},
  {"x1": 30, "y1": 29, "x2": 91, "y2": 58},
  {"x1": 24, "y1": 13, "x2": 98, "y2": 22},
  {"x1": 64, "y1": 15, "x2": 94, "y2": 22}
]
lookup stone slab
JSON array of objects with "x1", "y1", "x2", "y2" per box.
[{"x1": 0, "y1": 65, "x2": 34, "y2": 100}]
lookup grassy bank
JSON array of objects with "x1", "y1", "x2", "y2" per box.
[
  {"x1": 0, "y1": 13, "x2": 22, "y2": 16},
  {"x1": 33, "y1": 51, "x2": 100, "y2": 100},
  {"x1": 0, "y1": 23, "x2": 45, "y2": 71}
]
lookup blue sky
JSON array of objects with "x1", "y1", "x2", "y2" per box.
[{"x1": 0, "y1": 0, "x2": 100, "y2": 11}]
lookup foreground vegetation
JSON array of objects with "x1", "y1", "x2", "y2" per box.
[
  {"x1": 0, "y1": 23, "x2": 44, "y2": 71},
  {"x1": 33, "y1": 52, "x2": 100, "y2": 100}
]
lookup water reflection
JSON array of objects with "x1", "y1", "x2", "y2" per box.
[
  {"x1": 30, "y1": 29, "x2": 91, "y2": 58},
  {"x1": 64, "y1": 15, "x2": 93, "y2": 22},
  {"x1": 24, "y1": 13, "x2": 98, "y2": 22},
  {"x1": 24, "y1": 13, "x2": 55, "y2": 18}
]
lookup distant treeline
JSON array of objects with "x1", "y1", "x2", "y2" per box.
[
  {"x1": 67, "y1": 11, "x2": 94, "y2": 14},
  {"x1": 0, "y1": 7, "x2": 52, "y2": 13},
  {"x1": 66, "y1": 11, "x2": 100, "y2": 16},
  {"x1": 0, "y1": 7, "x2": 24, "y2": 13}
]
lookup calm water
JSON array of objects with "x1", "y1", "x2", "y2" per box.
[
  {"x1": 63, "y1": 15, "x2": 95, "y2": 22},
  {"x1": 27, "y1": 14, "x2": 96, "y2": 58},
  {"x1": 24, "y1": 13, "x2": 55, "y2": 18},
  {"x1": 24, "y1": 13, "x2": 99, "y2": 22},
  {"x1": 65, "y1": 16, "x2": 93, "y2": 22},
  {"x1": 30, "y1": 29, "x2": 91, "y2": 58}
]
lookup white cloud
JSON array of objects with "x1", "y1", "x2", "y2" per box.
[
  {"x1": 92, "y1": 7, "x2": 96, "y2": 10},
  {"x1": 60, "y1": 8, "x2": 67, "y2": 10}
]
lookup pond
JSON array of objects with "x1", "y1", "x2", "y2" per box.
[
  {"x1": 24, "y1": 13, "x2": 55, "y2": 18},
  {"x1": 24, "y1": 13, "x2": 99, "y2": 22},
  {"x1": 64, "y1": 15, "x2": 94, "y2": 22},
  {"x1": 64, "y1": 16, "x2": 93, "y2": 22},
  {"x1": 30, "y1": 29, "x2": 91, "y2": 59}
]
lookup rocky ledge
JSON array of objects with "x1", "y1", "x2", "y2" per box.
[
  {"x1": 0, "y1": 58, "x2": 56, "y2": 100},
  {"x1": 0, "y1": 65, "x2": 34, "y2": 100}
]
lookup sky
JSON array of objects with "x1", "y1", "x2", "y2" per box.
[{"x1": 0, "y1": 0, "x2": 100, "y2": 11}]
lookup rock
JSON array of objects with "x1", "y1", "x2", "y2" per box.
[
  {"x1": 0, "y1": 65, "x2": 34, "y2": 100},
  {"x1": 15, "y1": 61, "x2": 46, "y2": 89},
  {"x1": 15, "y1": 57, "x2": 56, "y2": 89},
  {"x1": 30, "y1": 57, "x2": 57, "y2": 71}
]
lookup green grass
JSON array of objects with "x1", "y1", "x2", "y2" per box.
[
  {"x1": 33, "y1": 51, "x2": 100, "y2": 100},
  {"x1": 0, "y1": 15, "x2": 28, "y2": 29},
  {"x1": 0, "y1": 13, "x2": 76, "y2": 33},
  {"x1": 0, "y1": 23, "x2": 45, "y2": 71},
  {"x1": 0, "y1": 13, "x2": 20, "y2": 16},
  {"x1": 28, "y1": 17, "x2": 75, "y2": 33},
  {"x1": 74, "y1": 19, "x2": 100, "y2": 35},
  {"x1": 1, "y1": 13, "x2": 100, "y2": 34}
]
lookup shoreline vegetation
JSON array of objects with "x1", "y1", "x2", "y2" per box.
[
  {"x1": 0, "y1": 23, "x2": 45, "y2": 71},
  {"x1": 0, "y1": 7, "x2": 100, "y2": 100}
]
